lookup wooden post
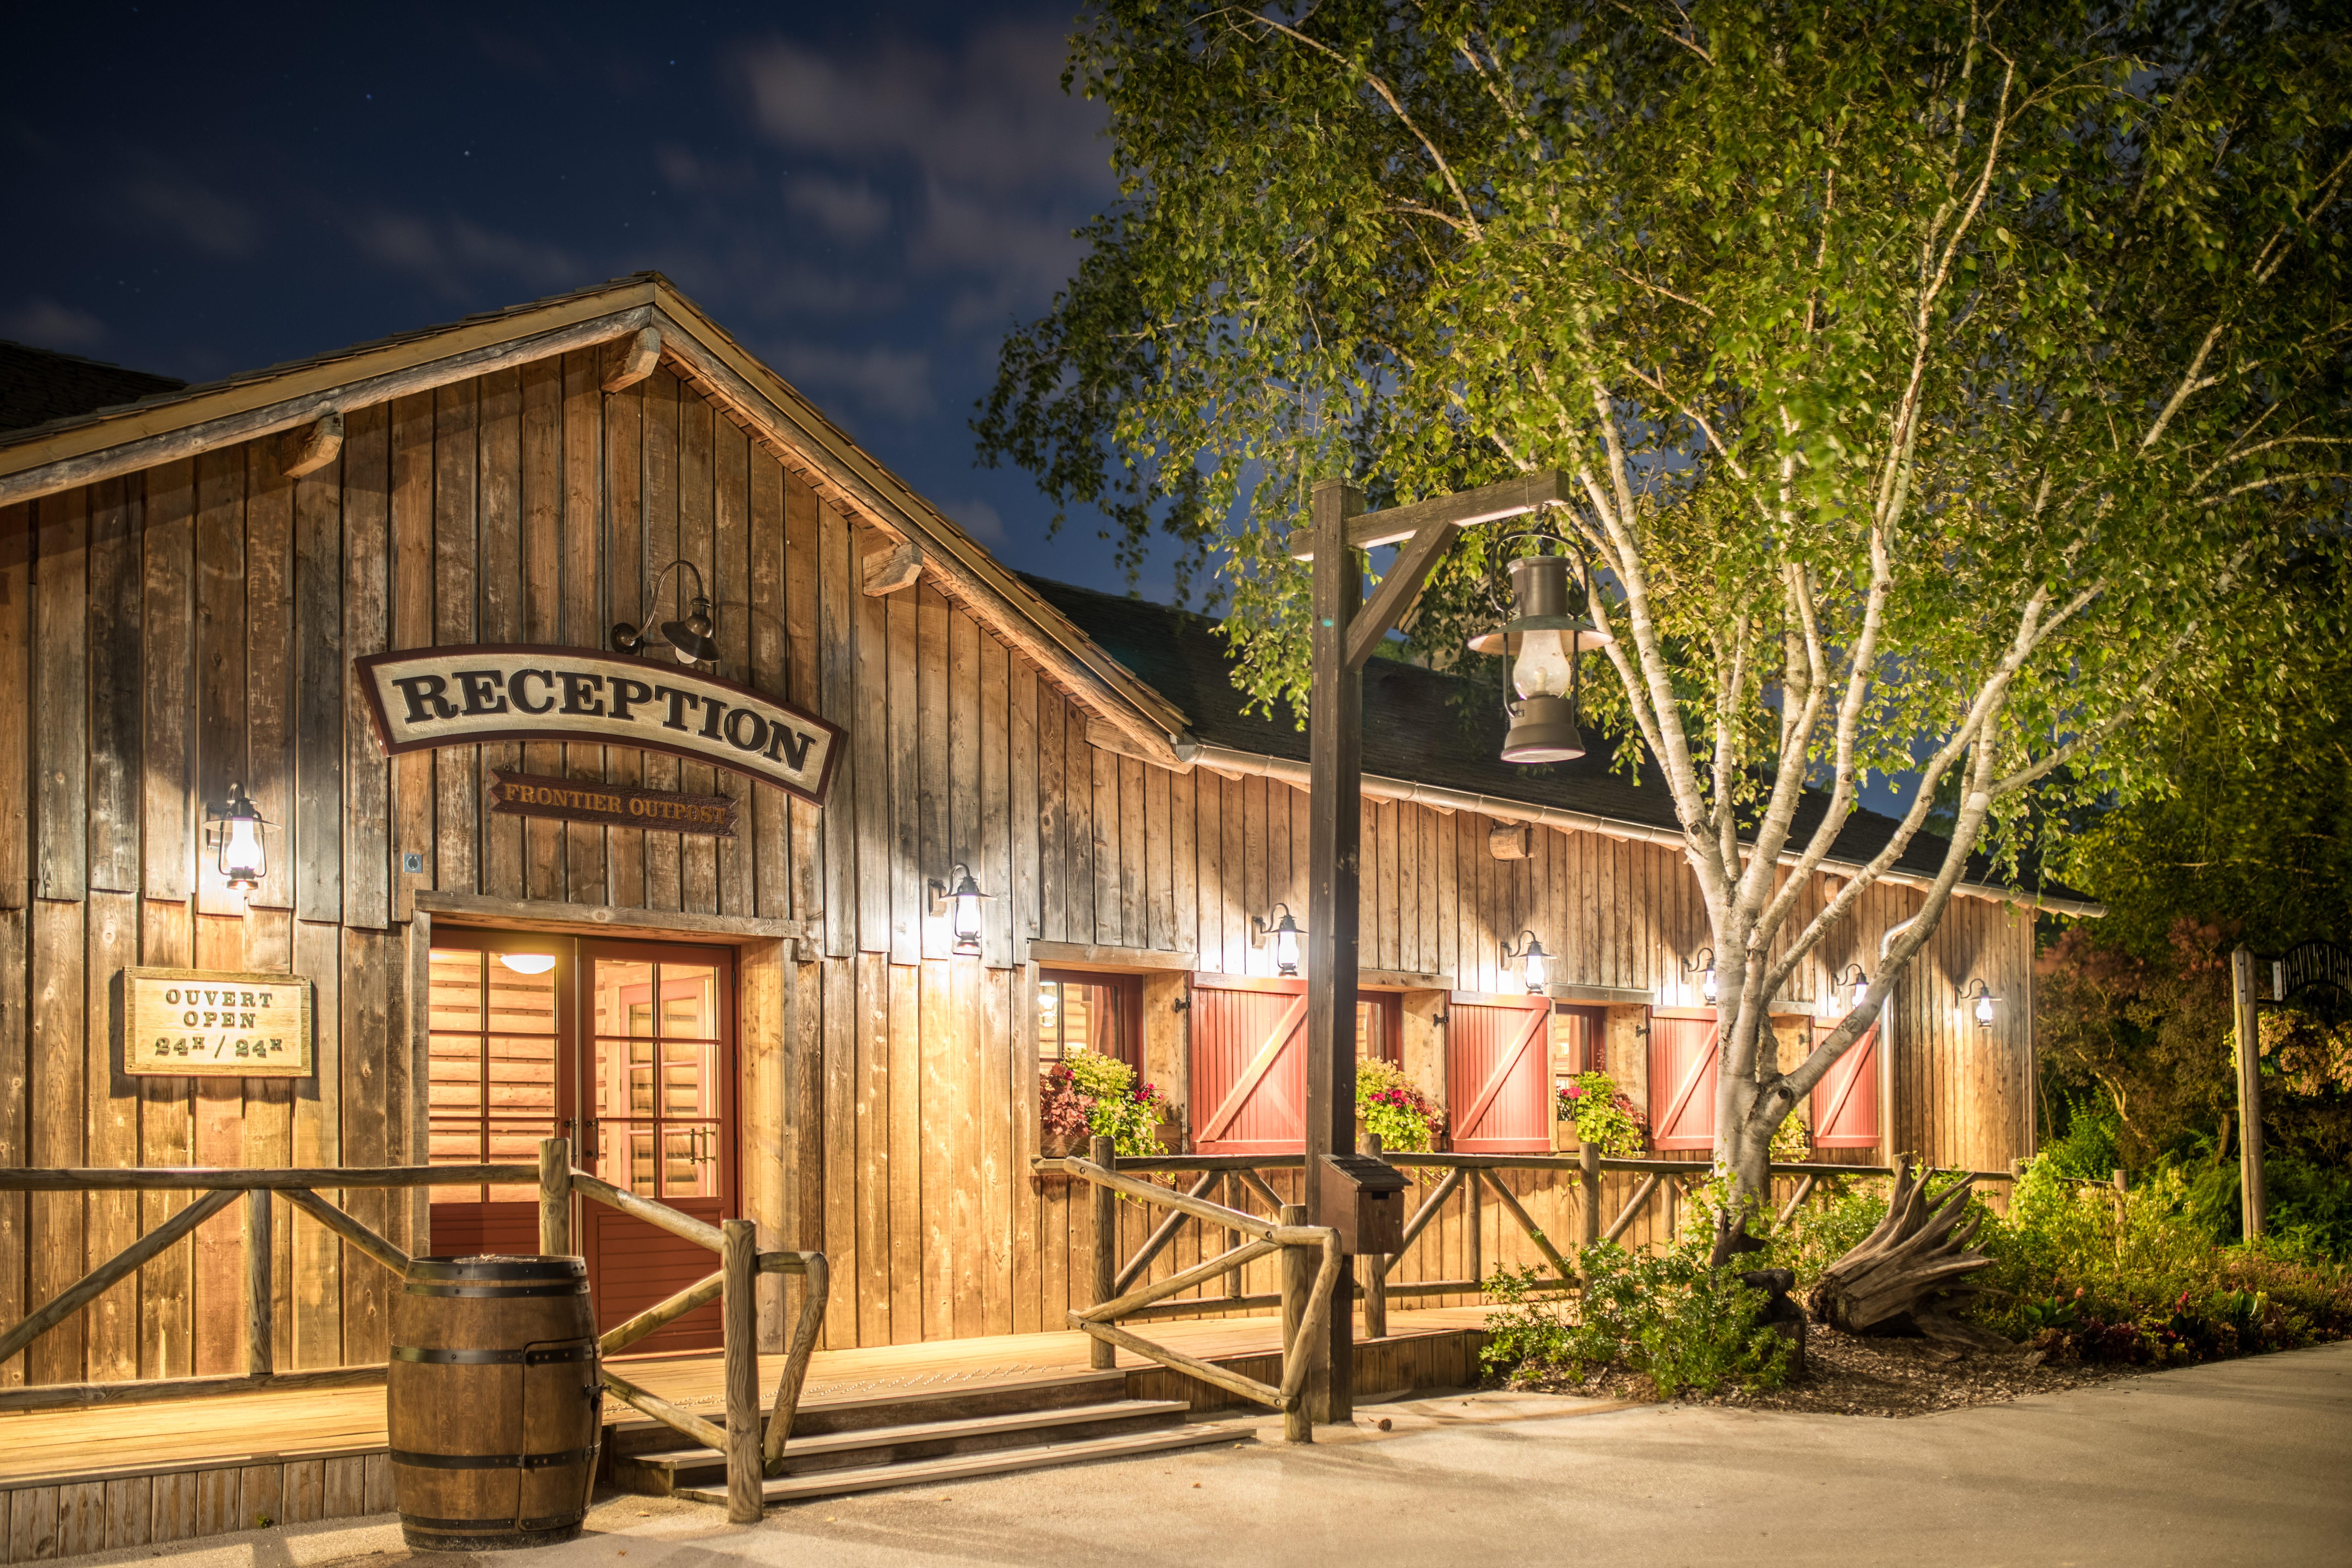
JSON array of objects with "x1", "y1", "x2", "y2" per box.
[
  {"x1": 1303, "y1": 475, "x2": 1362, "y2": 1426},
  {"x1": 2230, "y1": 946, "x2": 2267, "y2": 1239},
  {"x1": 1089, "y1": 1134, "x2": 1118, "y2": 1371},
  {"x1": 1278, "y1": 1203, "x2": 1311, "y2": 1443},
  {"x1": 1359, "y1": 1133, "x2": 1387, "y2": 1341},
  {"x1": 246, "y1": 1188, "x2": 273, "y2": 1378},
  {"x1": 1465, "y1": 1166, "x2": 1483, "y2": 1294},
  {"x1": 1579, "y1": 1141, "x2": 1601, "y2": 1248},
  {"x1": 538, "y1": 1136, "x2": 572, "y2": 1256},
  {"x1": 721, "y1": 1218, "x2": 762, "y2": 1524}
]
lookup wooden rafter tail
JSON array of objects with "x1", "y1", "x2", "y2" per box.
[
  {"x1": 279, "y1": 1186, "x2": 410, "y2": 1275},
  {"x1": 861, "y1": 532, "x2": 925, "y2": 596},
  {"x1": 601, "y1": 325, "x2": 662, "y2": 392},
  {"x1": 764, "y1": 1252, "x2": 830, "y2": 1466},
  {"x1": 277, "y1": 411, "x2": 343, "y2": 478},
  {"x1": 602, "y1": 1365, "x2": 728, "y2": 1451}
]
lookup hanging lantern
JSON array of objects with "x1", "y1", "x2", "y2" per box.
[
  {"x1": 1501, "y1": 930, "x2": 1552, "y2": 993},
  {"x1": 1960, "y1": 978, "x2": 1999, "y2": 1027},
  {"x1": 207, "y1": 781, "x2": 269, "y2": 892},
  {"x1": 929, "y1": 863, "x2": 992, "y2": 956},
  {"x1": 1836, "y1": 963, "x2": 1870, "y2": 1008},
  {"x1": 1252, "y1": 903, "x2": 1305, "y2": 977},
  {"x1": 1684, "y1": 947, "x2": 1719, "y2": 1004},
  {"x1": 613, "y1": 559, "x2": 720, "y2": 665},
  {"x1": 1467, "y1": 547, "x2": 1612, "y2": 764}
]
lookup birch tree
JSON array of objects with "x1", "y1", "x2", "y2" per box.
[{"x1": 977, "y1": 0, "x2": 2352, "y2": 1219}]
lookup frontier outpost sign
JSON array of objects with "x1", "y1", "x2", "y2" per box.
[{"x1": 357, "y1": 645, "x2": 842, "y2": 804}]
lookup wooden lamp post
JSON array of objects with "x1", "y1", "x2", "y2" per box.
[{"x1": 1292, "y1": 470, "x2": 1572, "y2": 1424}]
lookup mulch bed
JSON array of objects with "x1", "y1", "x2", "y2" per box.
[{"x1": 1509, "y1": 1327, "x2": 2134, "y2": 1418}]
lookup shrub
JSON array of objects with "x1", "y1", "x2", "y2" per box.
[
  {"x1": 1555, "y1": 1071, "x2": 1647, "y2": 1156},
  {"x1": 1358, "y1": 1058, "x2": 1444, "y2": 1153},
  {"x1": 1481, "y1": 1243, "x2": 1793, "y2": 1400}
]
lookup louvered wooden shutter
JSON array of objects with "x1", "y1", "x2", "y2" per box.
[
  {"x1": 1445, "y1": 993, "x2": 1553, "y2": 1154},
  {"x1": 1188, "y1": 974, "x2": 1309, "y2": 1155},
  {"x1": 1808, "y1": 1021, "x2": 1881, "y2": 1149},
  {"x1": 1647, "y1": 1009, "x2": 1719, "y2": 1151}
]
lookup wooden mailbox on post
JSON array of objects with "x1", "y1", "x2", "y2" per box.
[{"x1": 1317, "y1": 1151, "x2": 1409, "y2": 1256}]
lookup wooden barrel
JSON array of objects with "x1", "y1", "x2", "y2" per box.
[{"x1": 389, "y1": 1256, "x2": 601, "y2": 1551}]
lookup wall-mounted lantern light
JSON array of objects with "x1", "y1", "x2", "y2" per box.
[
  {"x1": 1251, "y1": 903, "x2": 1304, "y2": 977},
  {"x1": 1467, "y1": 546, "x2": 1612, "y2": 764},
  {"x1": 1835, "y1": 963, "x2": 1870, "y2": 1009},
  {"x1": 207, "y1": 781, "x2": 269, "y2": 892},
  {"x1": 612, "y1": 558, "x2": 720, "y2": 665},
  {"x1": 1683, "y1": 947, "x2": 1719, "y2": 1004},
  {"x1": 928, "y1": 863, "x2": 991, "y2": 956},
  {"x1": 1501, "y1": 930, "x2": 1552, "y2": 993},
  {"x1": 1959, "y1": 977, "x2": 1999, "y2": 1027}
]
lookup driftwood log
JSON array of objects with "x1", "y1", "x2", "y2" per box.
[{"x1": 1809, "y1": 1164, "x2": 2011, "y2": 1352}]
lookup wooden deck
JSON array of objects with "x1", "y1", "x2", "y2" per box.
[{"x1": 0, "y1": 1308, "x2": 1493, "y2": 1560}]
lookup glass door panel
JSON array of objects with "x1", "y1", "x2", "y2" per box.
[
  {"x1": 425, "y1": 939, "x2": 568, "y2": 1244},
  {"x1": 587, "y1": 956, "x2": 724, "y2": 1202}
]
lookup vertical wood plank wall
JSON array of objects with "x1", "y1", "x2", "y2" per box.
[{"x1": 0, "y1": 359, "x2": 2037, "y2": 1378}]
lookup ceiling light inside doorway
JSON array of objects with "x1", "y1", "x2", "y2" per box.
[{"x1": 499, "y1": 952, "x2": 557, "y2": 975}]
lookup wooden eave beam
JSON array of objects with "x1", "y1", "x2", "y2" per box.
[
  {"x1": 276, "y1": 411, "x2": 343, "y2": 478},
  {"x1": 861, "y1": 533, "x2": 925, "y2": 596},
  {"x1": 1289, "y1": 471, "x2": 1568, "y2": 561},
  {"x1": 600, "y1": 326, "x2": 662, "y2": 392}
]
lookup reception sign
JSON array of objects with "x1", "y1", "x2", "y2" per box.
[
  {"x1": 122, "y1": 968, "x2": 315, "y2": 1078},
  {"x1": 356, "y1": 645, "x2": 841, "y2": 804}
]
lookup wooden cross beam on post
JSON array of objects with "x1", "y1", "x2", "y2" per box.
[{"x1": 1295, "y1": 470, "x2": 1567, "y2": 1428}]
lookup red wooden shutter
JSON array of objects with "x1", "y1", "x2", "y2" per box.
[
  {"x1": 1647, "y1": 1009, "x2": 1719, "y2": 1151},
  {"x1": 1188, "y1": 974, "x2": 1309, "y2": 1155},
  {"x1": 1808, "y1": 1020, "x2": 1881, "y2": 1149},
  {"x1": 1446, "y1": 993, "x2": 1553, "y2": 1154}
]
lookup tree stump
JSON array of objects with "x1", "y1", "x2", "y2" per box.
[{"x1": 1809, "y1": 1164, "x2": 2011, "y2": 1352}]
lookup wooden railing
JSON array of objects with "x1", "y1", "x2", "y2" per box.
[
  {"x1": 0, "y1": 1141, "x2": 829, "y2": 1526},
  {"x1": 1050, "y1": 1143, "x2": 2016, "y2": 1336},
  {"x1": 1059, "y1": 1138, "x2": 1342, "y2": 1444}
]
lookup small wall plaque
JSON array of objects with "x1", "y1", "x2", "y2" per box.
[
  {"x1": 487, "y1": 768, "x2": 740, "y2": 838},
  {"x1": 122, "y1": 967, "x2": 315, "y2": 1078}
]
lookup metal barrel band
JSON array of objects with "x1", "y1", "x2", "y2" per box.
[
  {"x1": 402, "y1": 1281, "x2": 589, "y2": 1298},
  {"x1": 406, "y1": 1257, "x2": 587, "y2": 1281},
  {"x1": 391, "y1": 1342, "x2": 596, "y2": 1365},
  {"x1": 389, "y1": 1447, "x2": 597, "y2": 1471}
]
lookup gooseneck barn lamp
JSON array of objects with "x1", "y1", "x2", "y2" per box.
[
  {"x1": 929, "y1": 863, "x2": 992, "y2": 956},
  {"x1": 1468, "y1": 544, "x2": 1612, "y2": 764},
  {"x1": 207, "y1": 782, "x2": 269, "y2": 892},
  {"x1": 612, "y1": 559, "x2": 720, "y2": 665},
  {"x1": 1835, "y1": 963, "x2": 1870, "y2": 1009},
  {"x1": 1685, "y1": 947, "x2": 1719, "y2": 1004},
  {"x1": 1501, "y1": 930, "x2": 1553, "y2": 993},
  {"x1": 1960, "y1": 977, "x2": 2000, "y2": 1027},
  {"x1": 1252, "y1": 903, "x2": 1305, "y2": 977}
]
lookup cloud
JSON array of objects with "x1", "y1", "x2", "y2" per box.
[
  {"x1": 937, "y1": 498, "x2": 1005, "y2": 544},
  {"x1": 347, "y1": 210, "x2": 581, "y2": 299},
  {"x1": 786, "y1": 175, "x2": 891, "y2": 244},
  {"x1": 775, "y1": 341, "x2": 933, "y2": 419},
  {"x1": 0, "y1": 297, "x2": 106, "y2": 351},
  {"x1": 121, "y1": 176, "x2": 259, "y2": 257}
]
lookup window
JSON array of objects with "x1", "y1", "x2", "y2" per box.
[
  {"x1": 587, "y1": 952, "x2": 727, "y2": 1200},
  {"x1": 427, "y1": 934, "x2": 565, "y2": 1208},
  {"x1": 1355, "y1": 994, "x2": 1403, "y2": 1064},
  {"x1": 1552, "y1": 1003, "x2": 1607, "y2": 1075},
  {"x1": 1037, "y1": 969, "x2": 1142, "y2": 1071}
]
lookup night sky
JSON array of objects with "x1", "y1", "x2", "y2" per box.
[{"x1": 5, "y1": 2, "x2": 1164, "y2": 599}]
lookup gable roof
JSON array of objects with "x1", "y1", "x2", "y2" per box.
[
  {"x1": 0, "y1": 274, "x2": 1191, "y2": 766},
  {"x1": 1022, "y1": 574, "x2": 2097, "y2": 916},
  {"x1": 0, "y1": 342, "x2": 185, "y2": 434}
]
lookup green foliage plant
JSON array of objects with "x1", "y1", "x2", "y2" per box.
[
  {"x1": 1358, "y1": 1057, "x2": 1444, "y2": 1153},
  {"x1": 1481, "y1": 1244, "x2": 1793, "y2": 1400},
  {"x1": 980, "y1": 0, "x2": 2352, "y2": 1220},
  {"x1": 1555, "y1": 1071, "x2": 1647, "y2": 1156},
  {"x1": 1059, "y1": 1048, "x2": 1173, "y2": 1159}
]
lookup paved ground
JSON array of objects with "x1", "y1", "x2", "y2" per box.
[{"x1": 82, "y1": 1339, "x2": 2352, "y2": 1568}]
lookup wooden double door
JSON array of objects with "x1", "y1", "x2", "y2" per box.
[{"x1": 425, "y1": 929, "x2": 736, "y2": 1354}]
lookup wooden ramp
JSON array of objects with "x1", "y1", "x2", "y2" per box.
[{"x1": 0, "y1": 1308, "x2": 1493, "y2": 1560}]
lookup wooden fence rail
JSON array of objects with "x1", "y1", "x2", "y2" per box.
[{"x1": 0, "y1": 1144, "x2": 829, "y2": 1526}]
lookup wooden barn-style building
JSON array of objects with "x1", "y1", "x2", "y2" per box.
[{"x1": 0, "y1": 274, "x2": 2081, "y2": 1412}]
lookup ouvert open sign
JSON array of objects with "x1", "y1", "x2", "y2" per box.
[{"x1": 356, "y1": 645, "x2": 843, "y2": 804}]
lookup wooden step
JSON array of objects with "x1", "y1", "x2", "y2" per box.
[
  {"x1": 612, "y1": 1399, "x2": 1193, "y2": 1495},
  {"x1": 675, "y1": 1423, "x2": 1252, "y2": 1506}
]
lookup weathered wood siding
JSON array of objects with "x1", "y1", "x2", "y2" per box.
[{"x1": 0, "y1": 350, "x2": 2038, "y2": 1379}]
